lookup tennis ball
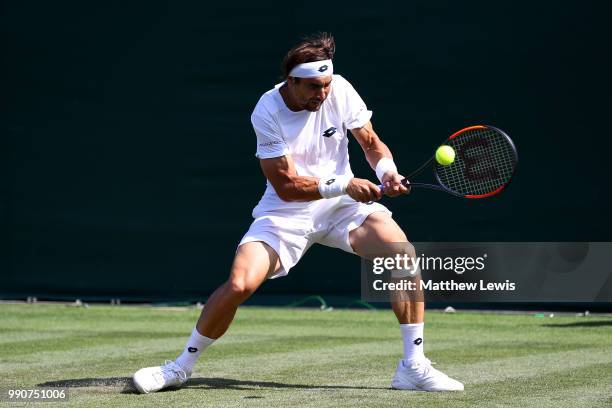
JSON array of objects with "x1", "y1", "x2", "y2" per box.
[{"x1": 435, "y1": 145, "x2": 455, "y2": 166}]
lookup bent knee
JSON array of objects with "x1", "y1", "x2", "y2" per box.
[
  {"x1": 367, "y1": 214, "x2": 410, "y2": 244},
  {"x1": 226, "y1": 270, "x2": 260, "y2": 301},
  {"x1": 396, "y1": 241, "x2": 416, "y2": 258}
]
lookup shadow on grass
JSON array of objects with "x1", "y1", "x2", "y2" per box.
[
  {"x1": 542, "y1": 320, "x2": 612, "y2": 328},
  {"x1": 38, "y1": 377, "x2": 388, "y2": 394},
  {"x1": 186, "y1": 377, "x2": 388, "y2": 391},
  {"x1": 38, "y1": 377, "x2": 138, "y2": 394}
]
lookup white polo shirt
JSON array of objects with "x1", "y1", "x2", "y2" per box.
[{"x1": 250, "y1": 74, "x2": 372, "y2": 212}]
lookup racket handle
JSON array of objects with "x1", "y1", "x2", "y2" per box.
[
  {"x1": 378, "y1": 178, "x2": 411, "y2": 191},
  {"x1": 379, "y1": 180, "x2": 445, "y2": 192}
]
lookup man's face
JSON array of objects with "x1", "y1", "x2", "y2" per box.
[{"x1": 288, "y1": 76, "x2": 333, "y2": 112}]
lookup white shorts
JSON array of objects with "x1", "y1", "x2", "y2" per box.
[{"x1": 238, "y1": 195, "x2": 392, "y2": 278}]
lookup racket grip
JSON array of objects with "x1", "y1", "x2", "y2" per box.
[{"x1": 378, "y1": 179, "x2": 410, "y2": 192}]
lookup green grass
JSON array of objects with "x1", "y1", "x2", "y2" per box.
[{"x1": 0, "y1": 304, "x2": 611, "y2": 407}]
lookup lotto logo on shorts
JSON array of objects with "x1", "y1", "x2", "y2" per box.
[{"x1": 325, "y1": 178, "x2": 335, "y2": 185}]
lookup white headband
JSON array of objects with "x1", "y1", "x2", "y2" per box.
[{"x1": 289, "y1": 59, "x2": 333, "y2": 78}]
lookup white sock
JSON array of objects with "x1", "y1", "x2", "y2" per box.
[
  {"x1": 175, "y1": 328, "x2": 215, "y2": 373},
  {"x1": 400, "y1": 323, "x2": 425, "y2": 362}
]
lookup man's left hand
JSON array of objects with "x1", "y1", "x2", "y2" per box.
[{"x1": 381, "y1": 172, "x2": 410, "y2": 197}]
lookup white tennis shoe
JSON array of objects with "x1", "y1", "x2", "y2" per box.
[
  {"x1": 133, "y1": 360, "x2": 190, "y2": 394},
  {"x1": 391, "y1": 358, "x2": 464, "y2": 392}
]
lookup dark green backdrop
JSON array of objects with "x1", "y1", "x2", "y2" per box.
[{"x1": 2, "y1": 1, "x2": 609, "y2": 300}]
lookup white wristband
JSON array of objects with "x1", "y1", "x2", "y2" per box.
[
  {"x1": 318, "y1": 176, "x2": 350, "y2": 199},
  {"x1": 375, "y1": 157, "x2": 398, "y2": 182}
]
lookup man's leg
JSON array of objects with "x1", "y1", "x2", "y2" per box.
[
  {"x1": 348, "y1": 212, "x2": 423, "y2": 323},
  {"x1": 133, "y1": 241, "x2": 281, "y2": 394},
  {"x1": 349, "y1": 212, "x2": 463, "y2": 392},
  {"x1": 195, "y1": 241, "x2": 281, "y2": 339}
]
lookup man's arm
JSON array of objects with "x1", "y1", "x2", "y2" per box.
[
  {"x1": 259, "y1": 155, "x2": 320, "y2": 202},
  {"x1": 259, "y1": 155, "x2": 382, "y2": 203},
  {"x1": 350, "y1": 121, "x2": 409, "y2": 197}
]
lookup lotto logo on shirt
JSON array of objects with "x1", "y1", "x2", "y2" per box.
[{"x1": 322, "y1": 127, "x2": 337, "y2": 138}]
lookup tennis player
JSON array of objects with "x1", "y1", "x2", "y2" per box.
[{"x1": 133, "y1": 33, "x2": 463, "y2": 393}]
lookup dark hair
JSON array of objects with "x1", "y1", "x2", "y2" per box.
[{"x1": 281, "y1": 32, "x2": 335, "y2": 79}]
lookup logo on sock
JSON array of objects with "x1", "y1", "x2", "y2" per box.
[
  {"x1": 413, "y1": 338, "x2": 423, "y2": 346},
  {"x1": 188, "y1": 347, "x2": 198, "y2": 353}
]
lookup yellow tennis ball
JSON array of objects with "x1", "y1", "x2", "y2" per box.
[{"x1": 435, "y1": 145, "x2": 455, "y2": 166}]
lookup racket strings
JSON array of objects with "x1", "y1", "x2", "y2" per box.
[{"x1": 436, "y1": 127, "x2": 516, "y2": 196}]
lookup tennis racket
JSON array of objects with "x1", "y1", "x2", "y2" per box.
[{"x1": 382, "y1": 125, "x2": 518, "y2": 198}]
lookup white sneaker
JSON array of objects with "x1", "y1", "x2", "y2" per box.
[
  {"x1": 133, "y1": 360, "x2": 190, "y2": 394},
  {"x1": 391, "y1": 358, "x2": 464, "y2": 392}
]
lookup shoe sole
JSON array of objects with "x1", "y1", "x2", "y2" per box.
[
  {"x1": 392, "y1": 380, "x2": 464, "y2": 392},
  {"x1": 132, "y1": 378, "x2": 149, "y2": 394}
]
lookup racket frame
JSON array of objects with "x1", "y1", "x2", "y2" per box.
[{"x1": 387, "y1": 125, "x2": 518, "y2": 199}]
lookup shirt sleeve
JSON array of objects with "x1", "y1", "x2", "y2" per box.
[
  {"x1": 251, "y1": 110, "x2": 289, "y2": 159},
  {"x1": 339, "y1": 76, "x2": 373, "y2": 130}
]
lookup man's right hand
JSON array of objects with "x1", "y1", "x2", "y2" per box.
[{"x1": 346, "y1": 178, "x2": 382, "y2": 202}]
